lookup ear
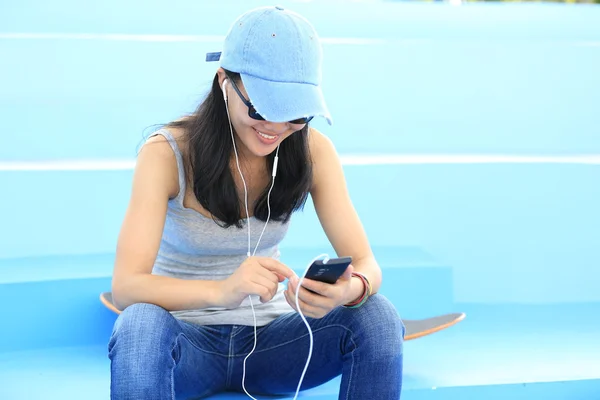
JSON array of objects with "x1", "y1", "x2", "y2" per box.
[{"x1": 216, "y1": 68, "x2": 228, "y2": 91}]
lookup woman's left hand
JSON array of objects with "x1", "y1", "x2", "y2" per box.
[{"x1": 284, "y1": 264, "x2": 356, "y2": 319}]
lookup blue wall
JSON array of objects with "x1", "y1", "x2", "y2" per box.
[
  {"x1": 1, "y1": 1, "x2": 599, "y2": 305},
  {"x1": 1, "y1": 1, "x2": 599, "y2": 159},
  {"x1": 283, "y1": 163, "x2": 600, "y2": 304}
]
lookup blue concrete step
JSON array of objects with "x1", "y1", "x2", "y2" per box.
[
  {"x1": 0, "y1": 163, "x2": 442, "y2": 258},
  {"x1": 0, "y1": 165, "x2": 403, "y2": 259},
  {"x1": 3, "y1": 161, "x2": 599, "y2": 307},
  {"x1": 1, "y1": 303, "x2": 599, "y2": 399},
  {"x1": 0, "y1": 169, "x2": 133, "y2": 259},
  {"x1": 0, "y1": 254, "x2": 115, "y2": 353},
  {"x1": 0, "y1": 245, "x2": 452, "y2": 353}
]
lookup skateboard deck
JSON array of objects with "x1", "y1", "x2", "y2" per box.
[{"x1": 100, "y1": 292, "x2": 464, "y2": 341}]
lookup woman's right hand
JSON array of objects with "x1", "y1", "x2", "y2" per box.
[{"x1": 216, "y1": 257, "x2": 296, "y2": 309}]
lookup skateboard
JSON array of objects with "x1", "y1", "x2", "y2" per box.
[{"x1": 100, "y1": 292, "x2": 464, "y2": 341}]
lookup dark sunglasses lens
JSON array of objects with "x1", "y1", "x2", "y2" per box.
[
  {"x1": 248, "y1": 107, "x2": 265, "y2": 121},
  {"x1": 248, "y1": 106, "x2": 313, "y2": 125},
  {"x1": 290, "y1": 116, "x2": 313, "y2": 125}
]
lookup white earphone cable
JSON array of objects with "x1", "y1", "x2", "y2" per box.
[
  {"x1": 291, "y1": 253, "x2": 328, "y2": 399},
  {"x1": 224, "y1": 80, "x2": 319, "y2": 400},
  {"x1": 252, "y1": 145, "x2": 279, "y2": 255},
  {"x1": 225, "y1": 97, "x2": 252, "y2": 258},
  {"x1": 225, "y1": 93, "x2": 258, "y2": 400}
]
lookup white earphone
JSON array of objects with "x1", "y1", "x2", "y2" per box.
[{"x1": 222, "y1": 78, "x2": 228, "y2": 101}]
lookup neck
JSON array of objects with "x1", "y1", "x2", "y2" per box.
[
  {"x1": 231, "y1": 135, "x2": 265, "y2": 168},
  {"x1": 230, "y1": 149, "x2": 266, "y2": 180}
]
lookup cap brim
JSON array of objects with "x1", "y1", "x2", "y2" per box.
[{"x1": 240, "y1": 74, "x2": 332, "y2": 126}]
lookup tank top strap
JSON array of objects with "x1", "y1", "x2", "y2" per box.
[{"x1": 147, "y1": 128, "x2": 187, "y2": 206}]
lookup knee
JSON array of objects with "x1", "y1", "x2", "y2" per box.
[
  {"x1": 346, "y1": 294, "x2": 405, "y2": 354},
  {"x1": 108, "y1": 303, "x2": 180, "y2": 397},
  {"x1": 108, "y1": 303, "x2": 177, "y2": 358}
]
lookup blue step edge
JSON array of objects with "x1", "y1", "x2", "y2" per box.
[
  {"x1": 0, "y1": 245, "x2": 454, "y2": 352},
  {"x1": 0, "y1": 245, "x2": 449, "y2": 284},
  {"x1": 0, "y1": 253, "x2": 116, "y2": 284}
]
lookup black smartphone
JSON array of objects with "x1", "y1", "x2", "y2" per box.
[{"x1": 304, "y1": 256, "x2": 352, "y2": 284}]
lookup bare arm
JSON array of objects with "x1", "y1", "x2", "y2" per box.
[
  {"x1": 110, "y1": 134, "x2": 222, "y2": 311},
  {"x1": 309, "y1": 129, "x2": 382, "y2": 303}
]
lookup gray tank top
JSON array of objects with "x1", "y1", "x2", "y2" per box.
[{"x1": 148, "y1": 129, "x2": 294, "y2": 326}]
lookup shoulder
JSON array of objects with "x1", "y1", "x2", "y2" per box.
[
  {"x1": 307, "y1": 127, "x2": 335, "y2": 155},
  {"x1": 307, "y1": 127, "x2": 342, "y2": 189},
  {"x1": 307, "y1": 127, "x2": 339, "y2": 173},
  {"x1": 144, "y1": 125, "x2": 187, "y2": 155},
  {"x1": 141, "y1": 128, "x2": 183, "y2": 167},
  {"x1": 137, "y1": 126, "x2": 188, "y2": 199}
]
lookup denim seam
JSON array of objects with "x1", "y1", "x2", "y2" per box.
[
  {"x1": 170, "y1": 334, "x2": 180, "y2": 400},
  {"x1": 172, "y1": 332, "x2": 228, "y2": 398},
  {"x1": 226, "y1": 327, "x2": 236, "y2": 388},
  {"x1": 344, "y1": 336, "x2": 357, "y2": 400},
  {"x1": 233, "y1": 324, "x2": 353, "y2": 356},
  {"x1": 175, "y1": 331, "x2": 230, "y2": 357},
  {"x1": 231, "y1": 325, "x2": 248, "y2": 338}
]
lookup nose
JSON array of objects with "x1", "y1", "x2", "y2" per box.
[{"x1": 261, "y1": 121, "x2": 289, "y2": 135}]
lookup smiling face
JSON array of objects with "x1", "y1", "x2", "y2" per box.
[{"x1": 217, "y1": 69, "x2": 307, "y2": 160}]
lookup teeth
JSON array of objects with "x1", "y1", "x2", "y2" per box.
[{"x1": 258, "y1": 131, "x2": 276, "y2": 140}]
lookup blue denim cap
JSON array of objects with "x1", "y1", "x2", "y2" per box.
[{"x1": 206, "y1": 6, "x2": 332, "y2": 125}]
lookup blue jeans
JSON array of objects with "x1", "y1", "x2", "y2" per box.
[{"x1": 108, "y1": 294, "x2": 404, "y2": 399}]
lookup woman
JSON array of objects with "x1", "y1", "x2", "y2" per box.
[{"x1": 108, "y1": 5, "x2": 404, "y2": 400}]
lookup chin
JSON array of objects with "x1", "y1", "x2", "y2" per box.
[{"x1": 250, "y1": 142, "x2": 280, "y2": 157}]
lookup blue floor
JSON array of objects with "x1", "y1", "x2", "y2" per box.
[
  {"x1": 1, "y1": 302, "x2": 598, "y2": 399},
  {"x1": 1, "y1": 0, "x2": 600, "y2": 398}
]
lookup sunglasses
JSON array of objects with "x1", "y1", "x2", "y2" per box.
[{"x1": 226, "y1": 76, "x2": 314, "y2": 125}]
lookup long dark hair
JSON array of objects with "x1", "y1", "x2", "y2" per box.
[{"x1": 165, "y1": 70, "x2": 313, "y2": 229}]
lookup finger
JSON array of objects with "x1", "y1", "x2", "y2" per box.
[
  {"x1": 293, "y1": 295, "x2": 323, "y2": 319},
  {"x1": 286, "y1": 288, "x2": 311, "y2": 315},
  {"x1": 286, "y1": 279, "x2": 300, "y2": 308},
  {"x1": 289, "y1": 282, "x2": 330, "y2": 318},
  {"x1": 289, "y1": 275, "x2": 300, "y2": 291},
  {"x1": 254, "y1": 266, "x2": 281, "y2": 286},
  {"x1": 283, "y1": 290, "x2": 298, "y2": 312},
  {"x1": 299, "y1": 278, "x2": 331, "y2": 297},
  {"x1": 284, "y1": 275, "x2": 298, "y2": 301},
  {"x1": 258, "y1": 258, "x2": 296, "y2": 280},
  {"x1": 296, "y1": 284, "x2": 329, "y2": 309},
  {"x1": 286, "y1": 283, "x2": 303, "y2": 307},
  {"x1": 290, "y1": 278, "x2": 333, "y2": 313},
  {"x1": 251, "y1": 275, "x2": 279, "y2": 303}
]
